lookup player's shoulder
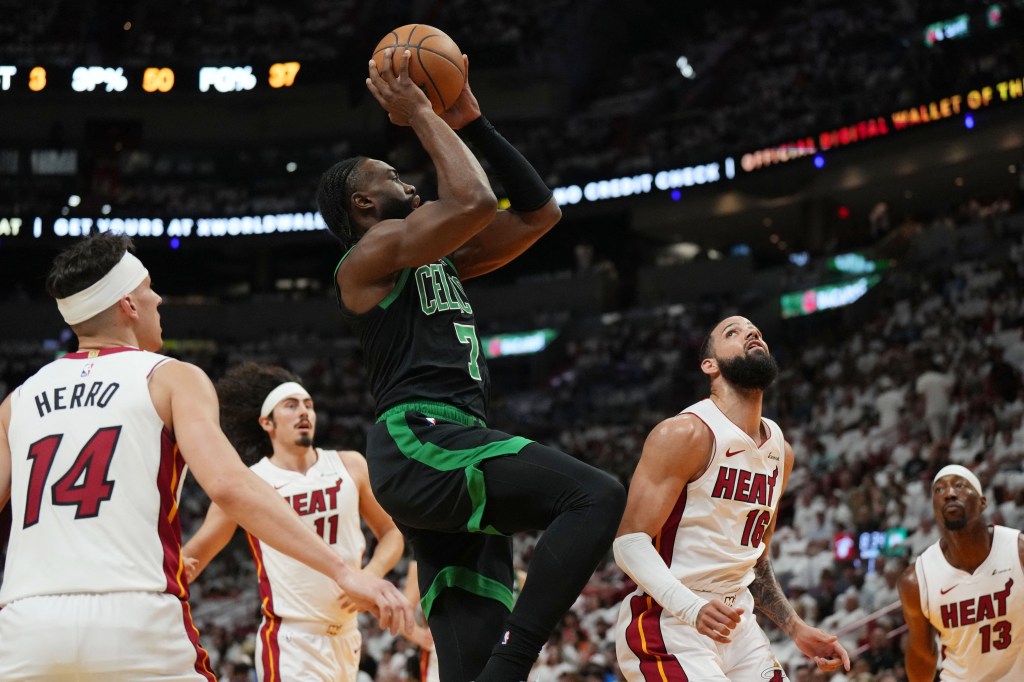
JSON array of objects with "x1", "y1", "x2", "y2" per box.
[
  {"x1": 646, "y1": 412, "x2": 712, "y2": 449},
  {"x1": 336, "y1": 448, "x2": 369, "y2": 471},
  {"x1": 148, "y1": 358, "x2": 217, "y2": 405},
  {"x1": 897, "y1": 557, "x2": 922, "y2": 594},
  {"x1": 149, "y1": 357, "x2": 208, "y2": 383},
  {"x1": 0, "y1": 390, "x2": 12, "y2": 425}
]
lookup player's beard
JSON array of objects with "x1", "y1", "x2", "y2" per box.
[
  {"x1": 379, "y1": 194, "x2": 414, "y2": 221},
  {"x1": 943, "y1": 515, "x2": 968, "y2": 531},
  {"x1": 942, "y1": 505, "x2": 968, "y2": 530},
  {"x1": 296, "y1": 434, "x2": 313, "y2": 448},
  {"x1": 718, "y1": 351, "x2": 779, "y2": 390}
]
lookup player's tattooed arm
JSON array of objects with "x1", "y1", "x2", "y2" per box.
[{"x1": 750, "y1": 552, "x2": 799, "y2": 635}]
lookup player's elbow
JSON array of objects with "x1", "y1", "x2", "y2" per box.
[
  {"x1": 522, "y1": 197, "x2": 561, "y2": 236},
  {"x1": 536, "y1": 197, "x2": 562, "y2": 230},
  {"x1": 448, "y1": 188, "x2": 498, "y2": 234},
  {"x1": 201, "y1": 475, "x2": 241, "y2": 509},
  {"x1": 197, "y1": 463, "x2": 258, "y2": 512},
  {"x1": 463, "y1": 185, "x2": 499, "y2": 223}
]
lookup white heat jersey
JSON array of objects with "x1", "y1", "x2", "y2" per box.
[
  {"x1": 246, "y1": 449, "x2": 366, "y2": 625},
  {"x1": 915, "y1": 525, "x2": 1024, "y2": 682},
  {"x1": 1, "y1": 347, "x2": 189, "y2": 605},
  {"x1": 663, "y1": 399, "x2": 786, "y2": 593}
]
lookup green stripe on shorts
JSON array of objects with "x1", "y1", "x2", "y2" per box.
[
  {"x1": 420, "y1": 565, "x2": 514, "y2": 620},
  {"x1": 380, "y1": 403, "x2": 532, "y2": 534},
  {"x1": 377, "y1": 401, "x2": 486, "y2": 427}
]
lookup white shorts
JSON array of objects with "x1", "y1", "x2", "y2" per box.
[
  {"x1": 0, "y1": 591, "x2": 215, "y2": 681},
  {"x1": 255, "y1": 617, "x2": 361, "y2": 681},
  {"x1": 615, "y1": 588, "x2": 788, "y2": 682},
  {"x1": 419, "y1": 646, "x2": 440, "y2": 682}
]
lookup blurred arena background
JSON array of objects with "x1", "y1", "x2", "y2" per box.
[{"x1": 1, "y1": 1, "x2": 1024, "y2": 680}]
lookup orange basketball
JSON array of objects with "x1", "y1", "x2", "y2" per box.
[{"x1": 372, "y1": 24, "x2": 466, "y2": 115}]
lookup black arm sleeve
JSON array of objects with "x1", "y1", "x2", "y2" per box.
[{"x1": 458, "y1": 116, "x2": 553, "y2": 212}]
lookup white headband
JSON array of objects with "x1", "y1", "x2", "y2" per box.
[
  {"x1": 934, "y1": 464, "x2": 983, "y2": 496},
  {"x1": 261, "y1": 382, "x2": 311, "y2": 417},
  {"x1": 56, "y1": 251, "x2": 150, "y2": 326}
]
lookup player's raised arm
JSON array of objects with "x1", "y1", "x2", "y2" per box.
[
  {"x1": 439, "y1": 66, "x2": 562, "y2": 281},
  {"x1": 333, "y1": 48, "x2": 496, "y2": 312}
]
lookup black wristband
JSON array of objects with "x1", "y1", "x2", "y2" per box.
[{"x1": 459, "y1": 116, "x2": 553, "y2": 212}]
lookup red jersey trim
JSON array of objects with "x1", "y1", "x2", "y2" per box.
[
  {"x1": 248, "y1": 532, "x2": 283, "y2": 681},
  {"x1": 157, "y1": 433, "x2": 188, "y2": 599},
  {"x1": 178, "y1": 599, "x2": 217, "y2": 681},
  {"x1": 682, "y1": 411, "x2": 717, "y2": 481},
  {"x1": 656, "y1": 488, "x2": 688, "y2": 566},
  {"x1": 623, "y1": 594, "x2": 689, "y2": 681}
]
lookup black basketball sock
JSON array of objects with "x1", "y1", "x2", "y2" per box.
[{"x1": 474, "y1": 622, "x2": 546, "y2": 682}]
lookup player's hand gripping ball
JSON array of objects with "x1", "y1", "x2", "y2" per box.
[{"x1": 372, "y1": 24, "x2": 466, "y2": 114}]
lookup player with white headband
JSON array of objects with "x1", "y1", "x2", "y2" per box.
[
  {"x1": 899, "y1": 464, "x2": 1024, "y2": 681},
  {"x1": 184, "y1": 363, "x2": 405, "y2": 681},
  {"x1": 0, "y1": 233, "x2": 413, "y2": 680},
  {"x1": 53, "y1": 249, "x2": 151, "y2": 326}
]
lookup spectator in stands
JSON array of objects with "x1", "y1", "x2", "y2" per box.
[
  {"x1": 915, "y1": 355, "x2": 956, "y2": 444},
  {"x1": 861, "y1": 621, "x2": 901, "y2": 674}
]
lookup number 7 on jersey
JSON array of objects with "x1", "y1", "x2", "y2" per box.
[{"x1": 454, "y1": 322, "x2": 482, "y2": 381}]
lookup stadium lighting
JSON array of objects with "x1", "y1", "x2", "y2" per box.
[
  {"x1": 67, "y1": 195, "x2": 81, "y2": 207},
  {"x1": 170, "y1": 237, "x2": 180, "y2": 250},
  {"x1": 813, "y1": 154, "x2": 825, "y2": 169},
  {"x1": 675, "y1": 56, "x2": 695, "y2": 79},
  {"x1": 964, "y1": 113, "x2": 975, "y2": 129},
  {"x1": 671, "y1": 189, "x2": 681, "y2": 201}
]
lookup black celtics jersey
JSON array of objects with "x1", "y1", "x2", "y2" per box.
[{"x1": 335, "y1": 254, "x2": 490, "y2": 421}]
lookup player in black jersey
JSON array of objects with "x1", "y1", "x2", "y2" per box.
[{"x1": 317, "y1": 49, "x2": 626, "y2": 682}]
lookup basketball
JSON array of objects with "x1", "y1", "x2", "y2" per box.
[{"x1": 372, "y1": 24, "x2": 466, "y2": 115}]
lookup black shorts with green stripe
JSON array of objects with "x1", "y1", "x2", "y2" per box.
[
  {"x1": 367, "y1": 401, "x2": 530, "y2": 618},
  {"x1": 367, "y1": 400, "x2": 532, "y2": 534}
]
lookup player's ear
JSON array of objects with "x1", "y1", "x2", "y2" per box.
[
  {"x1": 258, "y1": 415, "x2": 274, "y2": 434},
  {"x1": 700, "y1": 357, "x2": 717, "y2": 377},
  {"x1": 351, "y1": 191, "x2": 373, "y2": 211}
]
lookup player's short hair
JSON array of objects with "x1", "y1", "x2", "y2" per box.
[
  {"x1": 317, "y1": 156, "x2": 367, "y2": 248},
  {"x1": 216, "y1": 362, "x2": 303, "y2": 465},
  {"x1": 45, "y1": 233, "x2": 134, "y2": 299},
  {"x1": 699, "y1": 329, "x2": 715, "y2": 361}
]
